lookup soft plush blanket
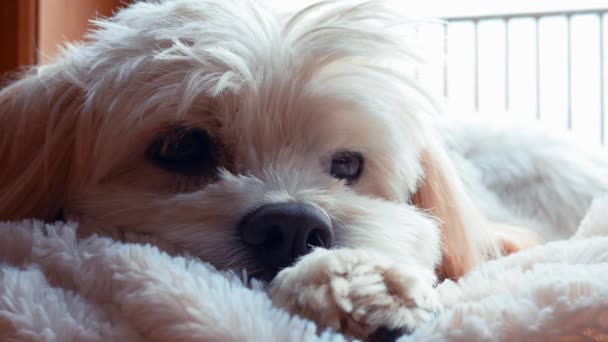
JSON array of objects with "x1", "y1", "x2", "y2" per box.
[{"x1": 2, "y1": 197, "x2": 608, "y2": 341}]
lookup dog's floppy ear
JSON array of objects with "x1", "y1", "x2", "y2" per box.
[
  {"x1": 411, "y1": 141, "x2": 540, "y2": 280},
  {"x1": 411, "y1": 145, "x2": 487, "y2": 279},
  {"x1": 0, "y1": 71, "x2": 81, "y2": 221}
]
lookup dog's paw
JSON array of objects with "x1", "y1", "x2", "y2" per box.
[{"x1": 268, "y1": 248, "x2": 441, "y2": 340}]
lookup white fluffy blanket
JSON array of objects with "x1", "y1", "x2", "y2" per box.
[{"x1": 2, "y1": 197, "x2": 608, "y2": 341}]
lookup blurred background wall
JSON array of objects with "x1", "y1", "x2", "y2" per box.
[{"x1": 0, "y1": 0, "x2": 125, "y2": 79}]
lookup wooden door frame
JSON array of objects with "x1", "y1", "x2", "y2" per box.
[
  {"x1": 18, "y1": 0, "x2": 39, "y2": 67},
  {"x1": 0, "y1": 0, "x2": 38, "y2": 80},
  {"x1": 0, "y1": 0, "x2": 126, "y2": 79}
]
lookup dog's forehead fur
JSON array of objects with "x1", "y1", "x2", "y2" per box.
[{"x1": 39, "y1": 0, "x2": 437, "y2": 196}]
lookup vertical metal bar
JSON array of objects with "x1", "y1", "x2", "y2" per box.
[
  {"x1": 567, "y1": 15, "x2": 573, "y2": 130},
  {"x1": 443, "y1": 23, "x2": 449, "y2": 98},
  {"x1": 535, "y1": 17, "x2": 541, "y2": 119},
  {"x1": 600, "y1": 14, "x2": 605, "y2": 145},
  {"x1": 505, "y1": 18, "x2": 510, "y2": 112},
  {"x1": 474, "y1": 20, "x2": 480, "y2": 111}
]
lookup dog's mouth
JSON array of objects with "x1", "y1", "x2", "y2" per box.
[
  {"x1": 247, "y1": 270, "x2": 278, "y2": 285},
  {"x1": 244, "y1": 244, "x2": 332, "y2": 286},
  {"x1": 244, "y1": 255, "x2": 304, "y2": 285},
  {"x1": 238, "y1": 264, "x2": 287, "y2": 288}
]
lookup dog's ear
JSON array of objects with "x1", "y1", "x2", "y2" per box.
[
  {"x1": 0, "y1": 71, "x2": 81, "y2": 221},
  {"x1": 410, "y1": 146, "x2": 484, "y2": 279},
  {"x1": 411, "y1": 141, "x2": 542, "y2": 280}
]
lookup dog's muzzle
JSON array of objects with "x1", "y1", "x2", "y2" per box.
[{"x1": 238, "y1": 202, "x2": 334, "y2": 278}]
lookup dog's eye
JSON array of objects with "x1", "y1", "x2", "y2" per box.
[
  {"x1": 147, "y1": 126, "x2": 217, "y2": 175},
  {"x1": 329, "y1": 151, "x2": 363, "y2": 182}
]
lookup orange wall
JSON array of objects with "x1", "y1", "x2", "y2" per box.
[{"x1": 39, "y1": 0, "x2": 125, "y2": 64}]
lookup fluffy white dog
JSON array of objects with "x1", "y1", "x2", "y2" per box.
[{"x1": 1, "y1": 0, "x2": 607, "y2": 339}]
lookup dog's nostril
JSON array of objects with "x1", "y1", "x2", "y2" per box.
[
  {"x1": 306, "y1": 228, "x2": 329, "y2": 249},
  {"x1": 238, "y1": 202, "x2": 334, "y2": 274}
]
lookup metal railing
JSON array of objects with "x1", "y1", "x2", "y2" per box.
[{"x1": 443, "y1": 7, "x2": 608, "y2": 145}]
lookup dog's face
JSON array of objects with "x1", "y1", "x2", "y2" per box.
[{"x1": 0, "y1": 0, "x2": 495, "y2": 282}]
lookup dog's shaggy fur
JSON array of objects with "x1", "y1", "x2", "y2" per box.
[{"x1": 1, "y1": 0, "x2": 607, "y2": 338}]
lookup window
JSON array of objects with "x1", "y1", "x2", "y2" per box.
[{"x1": 413, "y1": 0, "x2": 608, "y2": 146}]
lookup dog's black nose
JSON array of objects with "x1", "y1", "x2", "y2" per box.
[{"x1": 239, "y1": 202, "x2": 334, "y2": 272}]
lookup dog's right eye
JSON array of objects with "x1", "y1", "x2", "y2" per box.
[{"x1": 146, "y1": 125, "x2": 217, "y2": 175}]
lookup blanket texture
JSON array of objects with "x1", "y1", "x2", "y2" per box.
[{"x1": 1, "y1": 197, "x2": 608, "y2": 341}]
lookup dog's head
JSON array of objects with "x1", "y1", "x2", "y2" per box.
[{"x1": 0, "y1": 0, "x2": 511, "y2": 281}]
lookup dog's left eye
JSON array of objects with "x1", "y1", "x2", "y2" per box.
[
  {"x1": 329, "y1": 151, "x2": 363, "y2": 182},
  {"x1": 146, "y1": 125, "x2": 217, "y2": 175}
]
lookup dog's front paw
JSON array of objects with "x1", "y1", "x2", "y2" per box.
[{"x1": 269, "y1": 248, "x2": 441, "y2": 340}]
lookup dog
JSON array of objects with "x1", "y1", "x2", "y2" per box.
[{"x1": 1, "y1": 0, "x2": 607, "y2": 339}]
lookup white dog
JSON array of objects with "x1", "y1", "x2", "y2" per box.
[{"x1": 1, "y1": 0, "x2": 607, "y2": 339}]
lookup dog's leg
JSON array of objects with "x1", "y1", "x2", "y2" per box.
[{"x1": 269, "y1": 248, "x2": 441, "y2": 340}]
